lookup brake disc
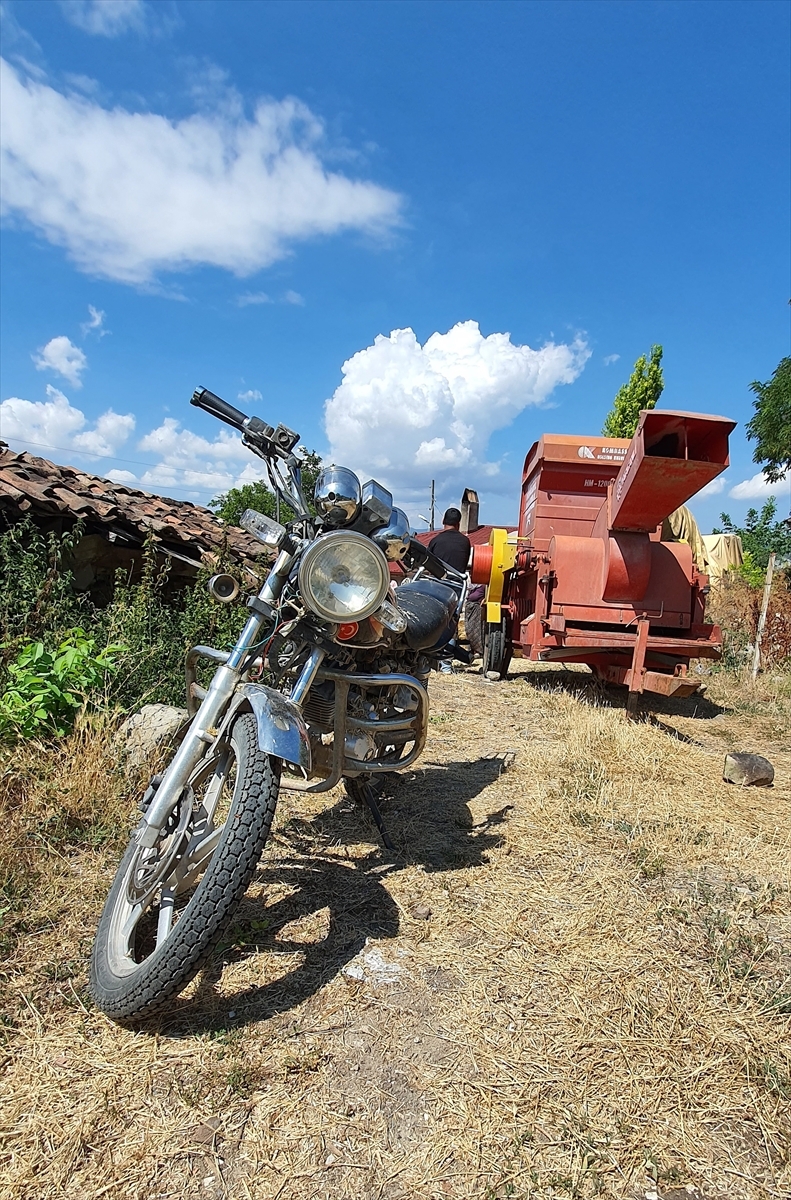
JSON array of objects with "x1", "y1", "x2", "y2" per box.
[{"x1": 126, "y1": 787, "x2": 194, "y2": 907}]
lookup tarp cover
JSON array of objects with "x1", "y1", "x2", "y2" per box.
[
  {"x1": 661, "y1": 505, "x2": 711, "y2": 573},
  {"x1": 702, "y1": 533, "x2": 744, "y2": 579}
]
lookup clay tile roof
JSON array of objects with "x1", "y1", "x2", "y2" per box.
[
  {"x1": 414, "y1": 524, "x2": 516, "y2": 548},
  {"x1": 0, "y1": 443, "x2": 267, "y2": 570}
]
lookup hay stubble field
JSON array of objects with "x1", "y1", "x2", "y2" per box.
[{"x1": 1, "y1": 664, "x2": 789, "y2": 1199}]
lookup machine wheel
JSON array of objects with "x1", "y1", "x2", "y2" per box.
[{"x1": 482, "y1": 616, "x2": 512, "y2": 679}]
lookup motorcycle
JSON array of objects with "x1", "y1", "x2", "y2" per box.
[{"x1": 90, "y1": 386, "x2": 469, "y2": 1023}]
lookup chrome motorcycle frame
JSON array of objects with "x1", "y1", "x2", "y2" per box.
[{"x1": 138, "y1": 543, "x2": 309, "y2": 847}]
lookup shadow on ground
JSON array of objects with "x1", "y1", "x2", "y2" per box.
[
  {"x1": 513, "y1": 663, "x2": 724, "y2": 720},
  {"x1": 161, "y1": 757, "x2": 508, "y2": 1035}
]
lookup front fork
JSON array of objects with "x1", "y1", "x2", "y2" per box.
[{"x1": 138, "y1": 547, "x2": 299, "y2": 848}]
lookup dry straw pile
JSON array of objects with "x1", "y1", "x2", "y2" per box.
[{"x1": 1, "y1": 664, "x2": 789, "y2": 1199}]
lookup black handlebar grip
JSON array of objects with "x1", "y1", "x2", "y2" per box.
[
  {"x1": 408, "y1": 539, "x2": 447, "y2": 579},
  {"x1": 191, "y1": 387, "x2": 249, "y2": 431}
]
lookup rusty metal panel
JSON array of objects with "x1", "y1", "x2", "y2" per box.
[{"x1": 610, "y1": 410, "x2": 736, "y2": 533}]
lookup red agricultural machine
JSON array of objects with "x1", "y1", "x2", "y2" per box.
[{"x1": 470, "y1": 409, "x2": 737, "y2": 711}]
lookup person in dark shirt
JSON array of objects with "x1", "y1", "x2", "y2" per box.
[
  {"x1": 429, "y1": 508, "x2": 471, "y2": 573},
  {"x1": 429, "y1": 509, "x2": 471, "y2": 674}
]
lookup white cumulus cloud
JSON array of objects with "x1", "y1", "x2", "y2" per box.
[
  {"x1": 729, "y1": 471, "x2": 789, "y2": 500},
  {"x1": 323, "y1": 321, "x2": 590, "y2": 507},
  {"x1": 0, "y1": 386, "x2": 134, "y2": 457},
  {"x1": 60, "y1": 1, "x2": 146, "y2": 37},
  {"x1": 32, "y1": 335, "x2": 88, "y2": 386},
  {"x1": 697, "y1": 476, "x2": 727, "y2": 498},
  {"x1": 603, "y1": 353, "x2": 620, "y2": 366},
  {"x1": 135, "y1": 418, "x2": 261, "y2": 494},
  {"x1": 0, "y1": 387, "x2": 263, "y2": 499},
  {"x1": 238, "y1": 389, "x2": 263, "y2": 402},
  {"x1": 0, "y1": 58, "x2": 402, "y2": 285}
]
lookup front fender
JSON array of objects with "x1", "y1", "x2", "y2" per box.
[{"x1": 236, "y1": 683, "x2": 312, "y2": 773}]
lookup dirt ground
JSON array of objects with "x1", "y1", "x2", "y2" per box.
[{"x1": 1, "y1": 662, "x2": 789, "y2": 1200}]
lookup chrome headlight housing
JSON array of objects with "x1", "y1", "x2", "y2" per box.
[
  {"x1": 298, "y1": 531, "x2": 390, "y2": 622},
  {"x1": 372, "y1": 507, "x2": 411, "y2": 562},
  {"x1": 313, "y1": 465, "x2": 361, "y2": 526}
]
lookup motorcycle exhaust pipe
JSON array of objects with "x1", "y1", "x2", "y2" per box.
[{"x1": 207, "y1": 573, "x2": 240, "y2": 604}]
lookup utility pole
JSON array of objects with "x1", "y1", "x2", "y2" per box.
[{"x1": 430, "y1": 480, "x2": 435, "y2": 531}]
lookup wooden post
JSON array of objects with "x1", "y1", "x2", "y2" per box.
[{"x1": 751, "y1": 552, "x2": 776, "y2": 680}]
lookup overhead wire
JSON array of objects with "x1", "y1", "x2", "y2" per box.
[{"x1": 2, "y1": 437, "x2": 263, "y2": 498}]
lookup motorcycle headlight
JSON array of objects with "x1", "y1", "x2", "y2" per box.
[{"x1": 298, "y1": 531, "x2": 390, "y2": 622}]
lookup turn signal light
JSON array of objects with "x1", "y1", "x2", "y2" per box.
[{"x1": 336, "y1": 622, "x2": 359, "y2": 641}]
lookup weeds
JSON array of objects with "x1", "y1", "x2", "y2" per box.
[
  {"x1": 0, "y1": 519, "x2": 251, "y2": 722},
  {"x1": 0, "y1": 629, "x2": 125, "y2": 740}
]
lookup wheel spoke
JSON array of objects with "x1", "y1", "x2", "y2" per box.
[
  {"x1": 156, "y1": 887, "x2": 176, "y2": 945},
  {"x1": 197, "y1": 751, "x2": 230, "y2": 826},
  {"x1": 119, "y1": 900, "x2": 145, "y2": 954},
  {"x1": 175, "y1": 828, "x2": 223, "y2": 892}
]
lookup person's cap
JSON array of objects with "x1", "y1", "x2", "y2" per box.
[{"x1": 442, "y1": 507, "x2": 462, "y2": 526}]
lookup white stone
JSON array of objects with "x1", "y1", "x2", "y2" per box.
[{"x1": 118, "y1": 703, "x2": 189, "y2": 770}]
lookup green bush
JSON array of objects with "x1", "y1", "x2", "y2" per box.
[
  {"x1": 737, "y1": 550, "x2": 767, "y2": 589},
  {"x1": 714, "y1": 498, "x2": 791, "y2": 572},
  {"x1": 0, "y1": 520, "x2": 252, "y2": 728},
  {"x1": 0, "y1": 630, "x2": 125, "y2": 741},
  {"x1": 101, "y1": 540, "x2": 249, "y2": 709},
  {"x1": 0, "y1": 518, "x2": 92, "y2": 649}
]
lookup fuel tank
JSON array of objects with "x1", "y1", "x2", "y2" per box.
[{"x1": 395, "y1": 578, "x2": 458, "y2": 651}]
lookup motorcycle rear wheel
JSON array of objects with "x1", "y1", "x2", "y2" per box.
[{"x1": 90, "y1": 712, "x2": 280, "y2": 1024}]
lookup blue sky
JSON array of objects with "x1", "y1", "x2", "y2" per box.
[{"x1": 1, "y1": 0, "x2": 788, "y2": 530}]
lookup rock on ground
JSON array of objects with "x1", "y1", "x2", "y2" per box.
[
  {"x1": 723, "y1": 751, "x2": 775, "y2": 787},
  {"x1": 118, "y1": 703, "x2": 189, "y2": 771}
]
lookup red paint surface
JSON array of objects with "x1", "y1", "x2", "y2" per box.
[{"x1": 500, "y1": 409, "x2": 736, "y2": 692}]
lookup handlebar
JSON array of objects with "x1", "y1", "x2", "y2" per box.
[
  {"x1": 190, "y1": 386, "x2": 301, "y2": 457},
  {"x1": 191, "y1": 387, "x2": 249, "y2": 431},
  {"x1": 408, "y1": 538, "x2": 452, "y2": 580}
]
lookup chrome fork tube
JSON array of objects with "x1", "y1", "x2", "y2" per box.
[
  {"x1": 289, "y1": 646, "x2": 325, "y2": 707},
  {"x1": 139, "y1": 547, "x2": 296, "y2": 848}
]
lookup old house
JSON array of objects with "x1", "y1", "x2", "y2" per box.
[{"x1": 0, "y1": 442, "x2": 266, "y2": 600}]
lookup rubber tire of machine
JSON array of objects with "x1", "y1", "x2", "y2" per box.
[{"x1": 482, "y1": 616, "x2": 512, "y2": 680}]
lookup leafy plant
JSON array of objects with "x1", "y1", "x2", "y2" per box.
[
  {"x1": 602, "y1": 345, "x2": 664, "y2": 439},
  {"x1": 0, "y1": 520, "x2": 253, "y2": 722},
  {"x1": 714, "y1": 497, "x2": 791, "y2": 572},
  {"x1": 737, "y1": 550, "x2": 766, "y2": 588},
  {"x1": 0, "y1": 630, "x2": 125, "y2": 740},
  {"x1": 0, "y1": 517, "x2": 92, "y2": 651},
  {"x1": 101, "y1": 534, "x2": 249, "y2": 710},
  {"x1": 746, "y1": 356, "x2": 791, "y2": 484}
]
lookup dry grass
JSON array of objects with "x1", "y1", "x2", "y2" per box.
[
  {"x1": 708, "y1": 571, "x2": 791, "y2": 669},
  {"x1": 1, "y1": 664, "x2": 789, "y2": 1199}
]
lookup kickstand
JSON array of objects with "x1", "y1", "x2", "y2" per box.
[{"x1": 350, "y1": 779, "x2": 396, "y2": 853}]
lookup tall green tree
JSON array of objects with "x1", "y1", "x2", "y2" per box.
[
  {"x1": 602, "y1": 345, "x2": 664, "y2": 439},
  {"x1": 210, "y1": 449, "x2": 323, "y2": 525},
  {"x1": 746, "y1": 356, "x2": 791, "y2": 484}
]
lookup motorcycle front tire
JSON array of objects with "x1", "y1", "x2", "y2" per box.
[{"x1": 90, "y1": 712, "x2": 280, "y2": 1024}]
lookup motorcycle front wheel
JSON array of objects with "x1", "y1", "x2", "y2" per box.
[{"x1": 90, "y1": 712, "x2": 280, "y2": 1024}]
